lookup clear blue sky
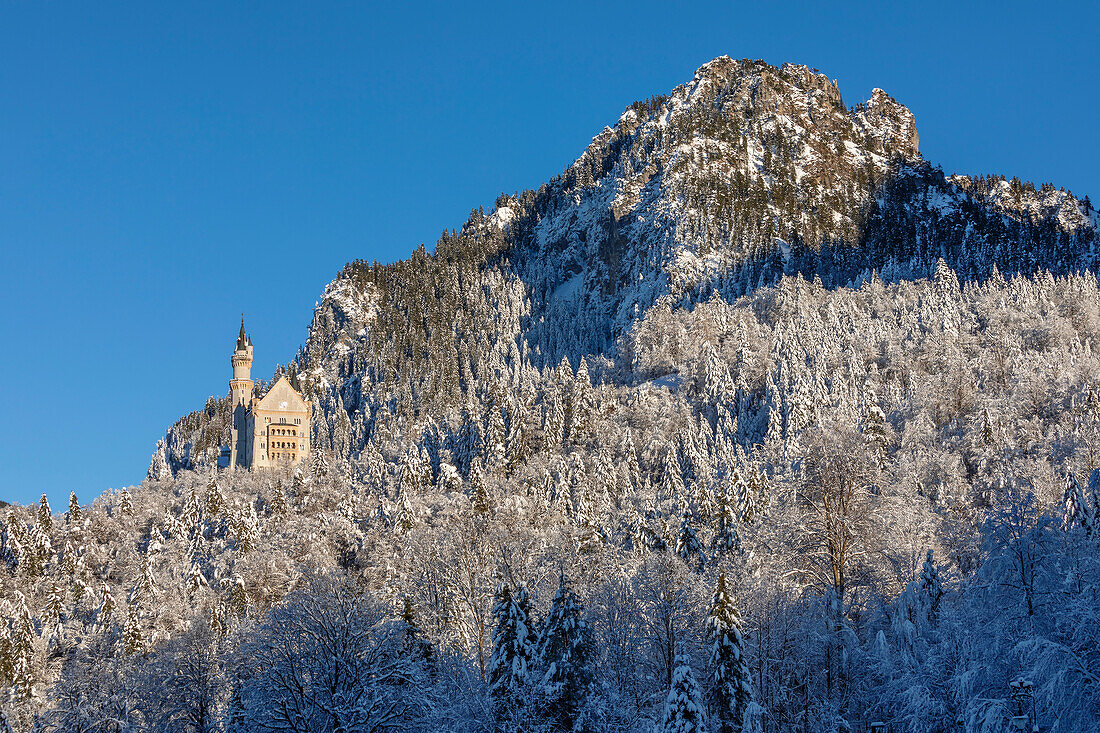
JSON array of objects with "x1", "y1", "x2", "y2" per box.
[{"x1": 2, "y1": 1, "x2": 1097, "y2": 507}]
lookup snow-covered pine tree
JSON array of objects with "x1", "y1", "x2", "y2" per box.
[
  {"x1": 37, "y1": 494, "x2": 52, "y2": 533},
  {"x1": 661, "y1": 653, "x2": 707, "y2": 733},
  {"x1": 123, "y1": 603, "x2": 144, "y2": 654},
  {"x1": 66, "y1": 491, "x2": 81, "y2": 525},
  {"x1": 1062, "y1": 472, "x2": 1093, "y2": 533},
  {"x1": 514, "y1": 583, "x2": 539, "y2": 653},
  {"x1": 23, "y1": 522, "x2": 50, "y2": 577},
  {"x1": 488, "y1": 583, "x2": 536, "y2": 710},
  {"x1": 399, "y1": 596, "x2": 434, "y2": 669},
  {"x1": 94, "y1": 583, "x2": 117, "y2": 634},
  {"x1": 544, "y1": 397, "x2": 565, "y2": 458},
  {"x1": 918, "y1": 549, "x2": 944, "y2": 624},
  {"x1": 119, "y1": 488, "x2": 135, "y2": 517},
  {"x1": 538, "y1": 572, "x2": 593, "y2": 730},
  {"x1": 707, "y1": 573, "x2": 752, "y2": 733},
  {"x1": 4, "y1": 592, "x2": 36, "y2": 699},
  {"x1": 44, "y1": 581, "x2": 66, "y2": 628},
  {"x1": 676, "y1": 510, "x2": 705, "y2": 573},
  {"x1": 485, "y1": 402, "x2": 507, "y2": 471},
  {"x1": 860, "y1": 391, "x2": 889, "y2": 469},
  {"x1": 470, "y1": 456, "x2": 491, "y2": 515},
  {"x1": 660, "y1": 446, "x2": 686, "y2": 504},
  {"x1": 711, "y1": 473, "x2": 742, "y2": 558}
]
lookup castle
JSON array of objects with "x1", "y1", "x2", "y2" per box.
[{"x1": 219, "y1": 319, "x2": 312, "y2": 470}]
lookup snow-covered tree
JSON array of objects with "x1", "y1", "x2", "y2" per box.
[
  {"x1": 36, "y1": 494, "x2": 52, "y2": 533},
  {"x1": 1063, "y1": 471, "x2": 1094, "y2": 534},
  {"x1": 66, "y1": 491, "x2": 81, "y2": 525},
  {"x1": 488, "y1": 583, "x2": 536, "y2": 710},
  {"x1": 707, "y1": 574, "x2": 752, "y2": 733},
  {"x1": 676, "y1": 510, "x2": 705, "y2": 573},
  {"x1": 660, "y1": 653, "x2": 707, "y2": 733},
  {"x1": 538, "y1": 573, "x2": 593, "y2": 730}
]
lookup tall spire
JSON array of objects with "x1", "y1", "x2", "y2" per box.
[{"x1": 237, "y1": 315, "x2": 249, "y2": 351}]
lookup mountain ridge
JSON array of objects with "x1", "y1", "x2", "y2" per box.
[{"x1": 151, "y1": 54, "x2": 1094, "y2": 476}]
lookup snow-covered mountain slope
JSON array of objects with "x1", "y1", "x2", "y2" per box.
[{"x1": 153, "y1": 56, "x2": 1096, "y2": 474}]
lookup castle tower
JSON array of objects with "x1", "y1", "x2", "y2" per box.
[{"x1": 229, "y1": 317, "x2": 254, "y2": 468}]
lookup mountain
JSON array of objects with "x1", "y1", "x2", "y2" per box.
[
  {"x1": 153, "y1": 56, "x2": 1095, "y2": 475},
  {"x1": 4, "y1": 57, "x2": 1099, "y2": 733}
]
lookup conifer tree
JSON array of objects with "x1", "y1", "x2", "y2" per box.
[
  {"x1": 45, "y1": 581, "x2": 66, "y2": 627},
  {"x1": 1062, "y1": 472, "x2": 1094, "y2": 533},
  {"x1": 661, "y1": 446, "x2": 686, "y2": 503},
  {"x1": 268, "y1": 482, "x2": 288, "y2": 517},
  {"x1": 470, "y1": 457, "x2": 491, "y2": 515},
  {"x1": 136, "y1": 554, "x2": 159, "y2": 603},
  {"x1": 489, "y1": 583, "x2": 536, "y2": 709},
  {"x1": 4, "y1": 592, "x2": 36, "y2": 699},
  {"x1": 24, "y1": 522, "x2": 50, "y2": 577},
  {"x1": 94, "y1": 583, "x2": 117, "y2": 633},
  {"x1": 661, "y1": 653, "x2": 707, "y2": 733},
  {"x1": 676, "y1": 510, "x2": 705, "y2": 573},
  {"x1": 514, "y1": 583, "x2": 539, "y2": 652},
  {"x1": 123, "y1": 603, "x2": 144, "y2": 654},
  {"x1": 711, "y1": 474, "x2": 742, "y2": 558},
  {"x1": 37, "y1": 494, "x2": 52, "y2": 533},
  {"x1": 918, "y1": 549, "x2": 944, "y2": 624},
  {"x1": 230, "y1": 502, "x2": 258, "y2": 554},
  {"x1": 66, "y1": 491, "x2": 82, "y2": 525},
  {"x1": 860, "y1": 393, "x2": 889, "y2": 469},
  {"x1": 485, "y1": 403, "x2": 507, "y2": 471},
  {"x1": 399, "y1": 596, "x2": 434, "y2": 669},
  {"x1": 544, "y1": 398, "x2": 565, "y2": 458},
  {"x1": 119, "y1": 488, "x2": 135, "y2": 517},
  {"x1": 225, "y1": 576, "x2": 249, "y2": 619},
  {"x1": 538, "y1": 573, "x2": 593, "y2": 730},
  {"x1": 707, "y1": 574, "x2": 752, "y2": 733},
  {"x1": 204, "y1": 477, "x2": 225, "y2": 517}
]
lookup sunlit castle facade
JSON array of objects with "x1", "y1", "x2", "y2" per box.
[{"x1": 220, "y1": 319, "x2": 312, "y2": 470}]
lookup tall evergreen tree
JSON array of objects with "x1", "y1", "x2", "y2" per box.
[
  {"x1": 538, "y1": 573, "x2": 593, "y2": 731},
  {"x1": 5, "y1": 592, "x2": 36, "y2": 699},
  {"x1": 1062, "y1": 472, "x2": 1094, "y2": 533},
  {"x1": 488, "y1": 583, "x2": 536, "y2": 712},
  {"x1": 123, "y1": 603, "x2": 144, "y2": 654},
  {"x1": 676, "y1": 510, "x2": 706, "y2": 573},
  {"x1": 37, "y1": 494, "x2": 52, "y2": 534},
  {"x1": 119, "y1": 488, "x2": 135, "y2": 517},
  {"x1": 66, "y1": 491, "x2": 81, "y2": 525},
  {"x1": 661, "y1": 653, "x2": 707, "y2": 733},
  {"x1": 660, "y1": 446, "x2": 686, "y2": 503},
  {"x1": 918, "y1": 549, "x2": 944, "y2": 624},
  {"x1": 707, "y1": 574, "x2": 752, "y2": 733},
  {"x1": 711, "y1": 474, "x2": 742, "y2": 558},
  {"x1": 399, "y1": 596, "x2": 434, "y2": 671}
]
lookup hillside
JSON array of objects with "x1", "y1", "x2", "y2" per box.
[{"x1": 3, "y1": 57, "x2": 1099, "y2": 733}]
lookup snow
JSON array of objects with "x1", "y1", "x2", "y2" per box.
[
  {"x1": 649, "y1": 373, "x2": 683, "y2": 391},
  {"x1": 490, "y1": 206, "x2": 515, "y2": 231},
  {"x1": 551, "y1": 272, "x2": 584, "y2": 303}
]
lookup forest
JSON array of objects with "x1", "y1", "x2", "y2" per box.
[{"x1": 3, "y1": 57, "x2": 1099, "y2": 732}]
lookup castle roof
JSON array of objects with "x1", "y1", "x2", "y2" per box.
[
  {"x1": 255, "y1": 376, "x2": 309, "y2": 414},
  {"x1": 236, "y1": 317, "x2": 251, "y2": 351}
]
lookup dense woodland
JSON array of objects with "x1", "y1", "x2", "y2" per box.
[{"x1": 3, "y1": 58, "x2": 1099, "y2": 732}]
